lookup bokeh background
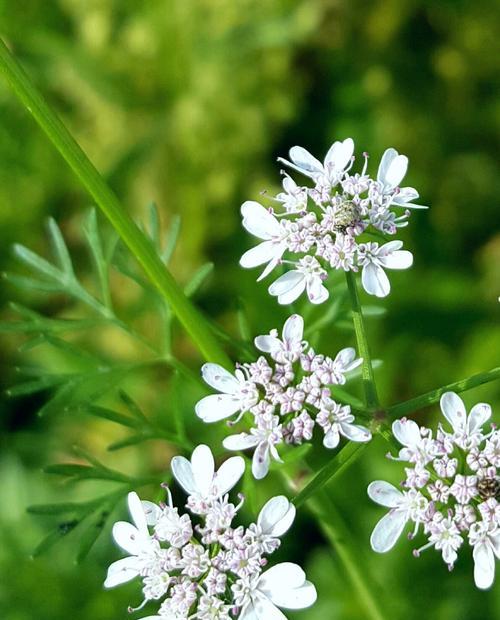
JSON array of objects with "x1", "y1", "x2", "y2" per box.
[{"x1": 1, "y1": 1, "x2": 500, "y2": 619}]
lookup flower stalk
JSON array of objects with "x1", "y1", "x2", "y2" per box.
[{"x1": 345, "y1": 271, "x2": 380, "y2": 410}]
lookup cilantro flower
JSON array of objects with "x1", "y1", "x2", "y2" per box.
[
  {"x1": 368, "y1": 392, "x2": 500, "y2": 589},
  {"x1": 104, "y1": 445, "x2": 316, "y2": 619},
  {"x1": 240, "y1": 138, "x2": 426, "y2": 304}
]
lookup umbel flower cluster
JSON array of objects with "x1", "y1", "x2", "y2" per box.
[
  {"x1": 196, "y1": 314, "x2": 371, "y2": 479},
  {"x1": 105, "y1": 445, "x2": 316, "y2": 619},
  {"x1": 368, "y1": 392, "x2": 500, "y2": 589},
  {"x1": 240, "y1": 138, "x2": 426, "y2": 304}
]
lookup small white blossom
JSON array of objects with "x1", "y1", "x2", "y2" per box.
[
  {"x1": 369, "y1": 393, "x2": 499, "y2": 589},
  {"x1": 105, "y1": 445, "x2": 316, "y2": 618}
]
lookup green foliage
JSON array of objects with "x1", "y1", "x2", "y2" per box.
[{"x1": 1, "y1": 2, "x2": 500, "y2": 620}]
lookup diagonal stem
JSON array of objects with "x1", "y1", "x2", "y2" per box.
[
  {"x1": 345, "y1": 271, "x2": 379, "y2": 409},
  {"x1": 0, "y1": 38, "x2": 230, "y2": 368},
  {"x1": 387, "y1": 366, "x2": 500, "y2": 418}
]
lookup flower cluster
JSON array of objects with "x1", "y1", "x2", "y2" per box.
[
  {"x1": 240, "y1": 138, "x2": 426, "y2": 304},
  {"x1": 196, "y1": 314, "x2": 371, "y2": 479},
  {"x1": 105, "y1": 445, "x2": 316, "y2": 619},
  {"x1": 368, "y1": 392, "x2": 500, "y2": 589}
]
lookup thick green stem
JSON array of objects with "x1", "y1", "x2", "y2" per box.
[
  {"x1": 345, "y1": 272, "x2": 379, "y2": 409},
  {"x1": 387, "y1": 366, "x2": 500, "y2": 418},
  {"x1": 0, "y1": 38, "x2": 229, "y2": 368}
]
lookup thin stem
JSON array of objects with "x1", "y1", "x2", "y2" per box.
[
  {"x1": 303, "y1": 489, "x2": 386, "y2": 620},
  {"x1": 293, "y1": 442, "x2": 365, "y2": 507},
  {"x1": 345, "y1": 271, "x2": 379, "y2": 409},
  {"x1": 0, "y1": 38, "x2": 230, "y2": 368},
  {"x1": 387, "y1": 366, "x2": 500, "y2": 418}
]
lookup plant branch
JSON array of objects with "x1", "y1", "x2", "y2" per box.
[
  {"x1": 0, "y1": 38, "x2": 229, "y2": 368},
  {"x1": 387, "y1": 366, "x2": 500, "y2": 418},
  {"x1": 345, "y1": 272, "x2": 379, "y2": 409}
]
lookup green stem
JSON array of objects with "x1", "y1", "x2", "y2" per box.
[
  {"x1": 307, "y1": 492, "x2": 386, "y2": 620},
  {"x1": 0, "y1": 38, "x2": 229, "y2": 368},
  {"x1": 387, "y1": 366, "x2": 500, "y2": 418},
  {"x1": 345, "y1": 272, "x2": 379, "y2": 409},
  {"x1": 293, "y1": 442, "x2": 365, "y2": 507}
]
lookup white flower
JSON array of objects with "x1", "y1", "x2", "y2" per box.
[
  {"x1": 377, "y1": 147, "x2": 426, "y2": 209},
  {"x1": 254, "y1": 314, "x2": 305, "y2": 364},
  {"x1": 238, "y1": 562, "x2": 317, "y2": 620},
  {"x1": 391, "y1": 418, "x2": 434, "y2": 465},
  {"x1": 368, "y1": 481, "x2": 428, "y2": 553},
  {"x1": 239, "y1": 201, "x2": 288, "y2": 280},
  {"x1": 195, "y1": 364, "x2": 259, "y2": 422},
  {"x1": 268, "y1": 256, "x2": 328, "y2": 305},
  {"x1": 316, "y1": 398, "x2": 371, "y2": 449},
  {"x1": 440, "y1": 391, "x2": 491, "y2": 449},
  {"x1": 469, "y1": 522, "x2": 500, "y2": 589},
  {"x1": 358, "y1": 240, "x2": 413, "y2": 298},
  {"x1": 275, "y1": 174, "x2": 308, "y2": 213},
  {"x1": 277, "y1": 138, "x2": 354, "y2": 189},
  {"x1": 104, "y1": 492, "x2": 158, "y2": 588},
  {"x1": 377, "y1": 148, "x2": 409, "y2": 192},
  {"x1": 171, "y1": 444, "x2": 245, "y2": 502},
  {"x1": 223, "y1": 414, "x2": 283, "y2": 480},
  {"x1": 249, "y1": 495, "x2": 296, "y2": 553}
]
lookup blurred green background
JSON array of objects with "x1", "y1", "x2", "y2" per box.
[{"x1": 1, "y1": 1, "x2": 499, "y2": 619}]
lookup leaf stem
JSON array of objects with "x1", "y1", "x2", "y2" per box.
[
  {"x1": 387, "y1": 366, "x2": 500, "y2": 418},
  {"x1": 0, "y1": 38, "x2": 229, "y2": 368},
  {"x1": 345, "y1": 272, "x2": 379, "y2": 409}
]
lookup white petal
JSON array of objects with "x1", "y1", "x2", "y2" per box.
[
  {"x1": 367, "y1": 481, "x2": 403, "y2": 508},
  {"x1": 213, "y1": 456, "x2": 245, "y2": 496},
  {"x1": 378, "y1": 148, "x2": 408, "y2": 188},
  {"x1": 362, "y1": 263, "x2": 390, "y2": 298},
  {"x1": 380, "y1": 249, "x2": 413, "y2": 271},
  {"x1": 288, "y1": 146, "x2": 324, "y2": 176},
  {"x1": 259, "y1": 563, "x2": 317, "y2": 609},
  {"x1": 254, "y1": 334, "x2": 281, "y2": 353},
  {"x1": 170, "y1": 455, "x2": 197, "y2": 495},
  {"x1": 268, "y1": 270, "x2": 304, "y2": 296},
  {"x1": 200, "y1": 363, "x2": 239, "y2": 394},
  {"x1": 473, "y1": 542, "x2": 495, "y2": 590},
  {"x1": 323, "y1": 427, "x2": 340, "y2": 449},
  {"x1": 278, "y1": 280, "x2": 306, "y2": 305},
  {"x1": 306, "y1": 276, "x2": 329, "y2": 304},
  {"x1": 141, "y1": 501, "x2": 161, "y2": 526},
  {"x1": 104, "y1": 557, "x2": 140, "y2": 588},
  {"x1": 282, "y1": 313, "x2": 304, "y2": 344},
  {"x1": 392, "y1": 418, "x2": 421, "y2": 448},
  {"x1": 223, "y1": 432, "x2": 260, "y2": 451},
  {"x1": 257, "y1": 496, "x2": 296, "y2": 536},
  {"x1": 440, "y1": 392, "x2": 467, "y2": 433},
  {"x1": 112, "y1": 522, "x2": 149, "y2": 556},
  {"x1": 242, "y1": 595, "x2": 288, "y2": 620},
  {"x1": 240, "y1": 241, "x2": 279, "y2": 269},
  {"x1": 257, "y1": 253, "x2": 284, "y2": 281},
  {"x1": 191, "y1": 444, "x2": 214, "y2": 498},
  {"x1": 334, "y1": 347, "x2": 359, "y2": 371},
  {"x1": 241, "y1": 201, "x2": 281, "y2": 239},
  {"x1": 467, "y1": 403, "x2": 492, "y2": 434},
  {"x1": 252, "y1": 442, "x2": 271, "y2": 479},
  {"x1": 340, "y1": 422, "x2": 372, "y2": 443},
  {"x1": 195, "y1": 393, "x2": 242, "y2": 422},
  {"x1": 324, "y1": 137, "x2": 354, "y2": 172},
  {"x1": 370, "y1": 510, "x2": 407, "y2": 553},
  {"x1": 127, "y1": 492, "x2": 148, "y2": 535}
]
